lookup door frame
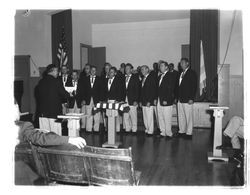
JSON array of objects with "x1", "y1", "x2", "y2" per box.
[{"x1": 80, "y1": 43, "x2": 92, "y2": 71}]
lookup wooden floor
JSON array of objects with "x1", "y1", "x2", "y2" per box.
[{"x1": 79, "y1": 127, "x2": 237, "y2": 186}]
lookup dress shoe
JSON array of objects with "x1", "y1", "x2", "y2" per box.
[
  {"x1": 165, "y1": 135, "x2": 172, "y2": 140},
  {"x1": 132, "y1": 132, "x2": 137, "y2": 135},
  {"x1": 174, "y1": 132, "x2": 186, "y2": 138},
  {"x1": 185, "y1": 134, "x2": 192, "y2": 140},
  {"x1": 146, "y1": 133, "x2": 153, "y2": 137}
]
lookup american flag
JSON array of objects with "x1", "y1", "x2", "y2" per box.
[{"x1": 57, "y1": 27, "x2": 68, "y2": 68}]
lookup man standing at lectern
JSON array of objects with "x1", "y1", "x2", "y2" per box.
[
  {"x1": 104, "y1": 67, "x2": 125, "y2": 132},
  {"x1": 176, "y1": 58, "x2": 197, "y2": 139},
  {"x1": 37, "y1": 64, "x2": 71, "y2": 135}
]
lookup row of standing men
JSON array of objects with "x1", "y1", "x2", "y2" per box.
[{"x1": 37, "y1": 58, "x2": 197, "y2": 139}]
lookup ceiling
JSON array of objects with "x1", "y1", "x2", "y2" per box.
[
  {"x1": 16, "y1": 9, "x2": 190, "y2": 24},
  {"x1": 71, "y1": 10, "x2": 190, "y2": 24}
]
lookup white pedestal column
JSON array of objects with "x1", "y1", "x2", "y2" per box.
[{"x1": 208, "y1": 106, "x2": 229, "y2": 162}]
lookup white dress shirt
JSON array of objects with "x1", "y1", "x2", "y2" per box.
[
  {"x1": 179, "y1": 67, "x2": 189, "y2": 85},
  {"x1": 159, "y1": 70, "x2": 168, "y2": 86},
  {"x1": 108, "y1": 77, "x2": 115, "y2": 91},
  {"x1": 62, "y1": 74, "x2": 68, "y2": 86},
  {"x1": 125, "y1": 74, "x2": 132, "y2": 89},
  {"x1": 142, "y1": 73, "x2": 149, "y2": 87},
  {"x1": 90, "y1": 75, "x2": 96, "y2": 88}
]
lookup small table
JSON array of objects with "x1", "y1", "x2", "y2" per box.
[
  {"x1": 58, "y1": 113, "x2": 87, "y2": 137},
  {"x1": 208, "y1": 105, "x2": 229, "y2": 162}
]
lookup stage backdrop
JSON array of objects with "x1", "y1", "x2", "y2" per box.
[{"x1": 51, "y1": 9, "x2": 73, "y2": 71}]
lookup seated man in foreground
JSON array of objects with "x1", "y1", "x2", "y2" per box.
[{"x1": 15, "y1": 103, "x2": 87, "y2": 185}]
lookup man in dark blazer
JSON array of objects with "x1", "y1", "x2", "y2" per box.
[
  {"x1": 58, "y1": 65, "x2": 72, "y2": 114},
  {"x1": 123, "y1": 63, "x2": 140, "y2": 133},
  {"x1": 37, "y1": 64, "x2": 71, "y2": 135},
  {"x1": 150, "y1": 62, "x2": 161, "y2": 130},
  {"x1": 99, "y1": 62, "x2": 112, "y2": 129},
  {"x1": 140, "y1": 65, "x2": 157, "y2": 135},
  {"x1": 77, "y1": 64, "x2": 91, "y2": 129},
  {"x1": 104, "y1": 66, "x2": 125, "y2": 132},
  {"x1": 157, "y1": 61, "x2": 175, "y2": 138},
  {"x1": 104, "y1": 66, "x2": 125, "y2": 102},
  {"x1": 176, "y1": 58, "x2": 197, "y2": 139},
  {"x1": 67, "y1": 70, "x2": 81, "y2": 113},
  {"x1": 82, "y1": 65, "x2": 102, "y2": 132},
  {"x1": 58, "y1": 65, "x2": 72, "y2": 87}
]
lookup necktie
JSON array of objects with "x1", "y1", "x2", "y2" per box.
[
  {"x1": 63, "y1": 76, "x2": 66, "y2": 83},
  {"x1": 91, "y1": 77, "x2": 94, "y2": 84}
]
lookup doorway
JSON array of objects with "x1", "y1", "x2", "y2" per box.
[{"x1": 80, "y1": 43, "x2": 106, "y2": 76}]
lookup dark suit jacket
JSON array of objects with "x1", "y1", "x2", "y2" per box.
[
  {"x1": 83, "y1": 75, "x2": 102, "y2": 105},
  {"x1": 37, "y1": 75, "x2": 70, "y2": 118},
  {"x1": 157, "y1": 72, "x2": 175, "y2": 106},
  {"x1": 177, "y1": 68, "x2": 197, "y2": 103},
  {"x1": 140, "y1": 74, "x2": 157, "y2": 106},
  {"x1": 104, "y1": 76, "x2": 125, "y2": 102},
  {"x1": 170, "y1": 70, "x2": 181, "y2": 100},
  {"x1": 124, "y1": 74, "x2": 140, "y2": 105},
  {"x1": 76, "y1": 75, "x2": 88, "y2": 106}
]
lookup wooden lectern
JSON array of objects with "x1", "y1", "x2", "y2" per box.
[
  {"x1": 208, "y1": 105, "x2": 229, "y2": 162},
  {"x1": 102, "y1": 108, "x2": 121, "y2": 148},
  {"x1": 58, "y1": 113, "x2": 86, "y2": 137}
]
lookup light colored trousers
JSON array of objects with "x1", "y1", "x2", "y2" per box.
[
  {"x1": 142, "y1": 106, "x2": 154, "y2": 134},
  {"x1": 123, "y1": 105, "x2": 138, "y2": 132},
  {"x1": 224, "y1": 116, "x2": 244, "y2": 149},
  {"x1": 157, "y1": 102, "x2": 173, "y2": 136},
  {"x1": 39, "y1": 117, "x2": 62, "y2": 135},
  {"x1": 177, "y1": 102, "x2": 194, "y2": 135},
  {"x1": 81, "y1": 105, "x2": 86, "y2": 128},
  {"x1": 86, "y1": 98, "x2": 100, "y2": 132}
]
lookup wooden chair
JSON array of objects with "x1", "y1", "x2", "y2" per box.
[
  {"x1": 31, "y1": 144, "x2": 90, "y2": 185},
  {"x1": 30, "y1": 144, "x2": 140, "y2": 186},
  {"x1": 83, "y1": 146, "x2": 140, "y2": 186},
  {"x1": 15, "y1": 142, "x2": 37, "y2": 173}
]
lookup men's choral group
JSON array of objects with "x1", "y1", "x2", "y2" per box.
[{"x1": 36, "y1": 57, "x2": 197, "y2": 139}]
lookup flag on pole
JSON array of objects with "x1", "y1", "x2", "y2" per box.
[
  {"x1": 57, "y1": 27, "x2": 68, "y2": 68},
  {"x1": 199, "y1": 40, "x2": 206, "y2": 96}
]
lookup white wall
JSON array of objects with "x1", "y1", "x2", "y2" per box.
[
  {"x1": 219, "y1": 10, "x2": 243, "y2": 76},
  {"x1": 219, "y1": 10, "x2": 244, "y2": 118},
  {"x1": 92, "y1": 19, "x2": 190, "y2": 69},
  {"x1": 15, "y1": 10, "x2": 51, "y2": 76}
]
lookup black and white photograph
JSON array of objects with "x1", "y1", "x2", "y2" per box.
[{"x1": 2, "y1": 0, "x2": 249, "y2": 192}]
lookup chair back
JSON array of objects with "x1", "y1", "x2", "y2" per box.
[
  {"x1": 31, "y1": 144, "x2": 139, "y2": 185},
  {"x1": 83, "y1": 146, "x2": 137, "y2": 186}
]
